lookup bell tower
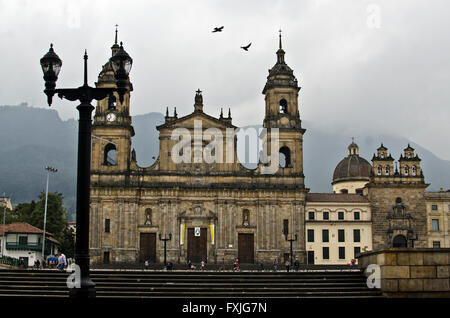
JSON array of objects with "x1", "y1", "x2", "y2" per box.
[
  {"x1": 91, "y1": 27, "x2": 135, "y2": 174},
  {"x1": 262, "y1": 31, "x2": 305, "y2": 179}
]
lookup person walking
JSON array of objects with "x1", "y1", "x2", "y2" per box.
[
  {"x1": 233, "y1": 258, "x2": 239, "y2": 271},
  {"x1": 294, "y1": 258, "x2": 300, "y2": 271},
  {"x1": 56, "y1": 251, "x2": 67, "y2": 271},
  {"x1": 273, "y1": 259, "x2": 278, "y2": 272},
  {"x1": 144, "y1": 260, "x2": 149, "y2": 270},
  {"x1": 259, "y1": 260, "x2": 264, "y2": 271},
  {"x1": 285, "y1": 260, "x2": 291, "y2": 272},
  {"x1": 201, "y1": 259, "x2": 206, "y2": 270}
]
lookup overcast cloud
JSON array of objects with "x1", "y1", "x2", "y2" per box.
[{"x1": 1, "y1": 0, "x2": 449, "y2": 160}]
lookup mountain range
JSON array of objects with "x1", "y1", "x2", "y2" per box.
[{"x1": 1, "y1": 103, "x2": 449, "y2": 221}]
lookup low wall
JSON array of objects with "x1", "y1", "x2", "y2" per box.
[{"x1": 358, "y1": 248, "x2": 450, "y2": 297}]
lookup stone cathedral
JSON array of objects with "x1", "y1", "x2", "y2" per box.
[{"x1": 89, "y1": 33, "x2": 432, "y2": 266}]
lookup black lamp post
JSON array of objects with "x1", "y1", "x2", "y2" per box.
[
  {"x1": 159, "y1": 233, "x2": 172, "y2": 269},
  {"x1": 286, "y1": 234, "x2": 298, "y2": 265},
  {"x1": 40, "y1": 42, "x2": 132, "y2": 298}
]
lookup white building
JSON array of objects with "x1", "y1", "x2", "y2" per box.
[
  {"x1": 305, "y1": 193, "x2": 373, "y2": 265},
  {"x1": 0, "y1": 222, "x2": 60, "y2": 267}
]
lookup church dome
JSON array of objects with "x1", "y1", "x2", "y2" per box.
[{"x1": 332, "y1": 141, "x2": 371, "y2": 184}]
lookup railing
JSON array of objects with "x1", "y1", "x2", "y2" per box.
[
  {"x1": 6, "y1": 242, "x2": 51, "y2": 254},
  {"x1": 0, "y1": 256, "x2": 20, "y2": 267}
]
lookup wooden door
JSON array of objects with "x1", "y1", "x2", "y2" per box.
[
  {"x1": 139, "y1": 233, "x2": 156, "y2": 263},
  {"x1": 187, "y1": 228, "x2": 207, "y2": 263},
  {"x1": 307, "y1": 251, "x2": 315, "y2": 265},
  {"x1": 238, "y1": 233, "x2": 254, "y2": 264}
]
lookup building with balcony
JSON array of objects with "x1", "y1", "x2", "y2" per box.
[{"x1": 0, "y1": 222, "x2": 60, "y2": 267}]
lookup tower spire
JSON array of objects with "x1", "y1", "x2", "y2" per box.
[
  {"x1": 279, "y1": 29, "x2": 282, "y2": 49},
  {"x1": 276, "y1": 29, "x2": 285, "y2": 64},
  {"x1": 111, "y1": 24, "x2": 120, "y2": 56}
]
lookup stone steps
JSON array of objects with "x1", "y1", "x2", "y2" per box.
[{"x1": 0, "y1": 269, "x2": 382, "y2": 298}]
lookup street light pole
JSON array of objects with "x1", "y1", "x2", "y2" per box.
[
  {"x1": 1, "y1": 194, "x2": 6, "y2": 257},
  {"x1": 42, "y1": 166, "x2": 57, "y2": 263},
  {"x1": 159, "y1": 233, "x2": 172, "y2": 268},
  {"x1": 40, "y1": 42, "x2": 133, "y2": 298},
  {"x1": 286, "y1": 234, "x2": 298, "y2": 265}
]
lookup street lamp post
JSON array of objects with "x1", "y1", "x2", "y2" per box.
[
  {"x1": 1, "y1": 194, "x2": 6, "y2": 257},
  {"x1": 159, "y1": 233, "x2": 172, "y2": 269},
  {"x1": 40, "y1": 42, "x2": 132, "y2": 298},
  {"x1": 286, "y1": 234, "x2": 298, "y2": 266},
  {"x1": 42, "y1": 166, "x2": 57, "y2": 264}
]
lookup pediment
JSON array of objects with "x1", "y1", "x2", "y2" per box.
[{"x1": 157, "y1": 111, "x2": 235, "y2": 130}]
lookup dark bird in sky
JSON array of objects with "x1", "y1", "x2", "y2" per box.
[
  {"x1": 212, "y1": 26, "x2": 224, "y2": 32},
  {"x1": 241, "y1": 43, "x2": 251, "y2": 51}
]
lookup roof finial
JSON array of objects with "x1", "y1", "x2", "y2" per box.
[
  {"x1": 279, "y1": 29, "x2": 282, "y2": 49},
  {"x1": 228, "y1": 108, "x2": 231, "y2": 118},
  {"x1": 115, "y1": 24, "x2": 119, "y2": 45},
  {"x1": 220, "y1": 108, "x2": 223, "y2": 119}
]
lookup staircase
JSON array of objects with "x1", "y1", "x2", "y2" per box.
[{"x1": 0, "y1": 268, "x2": 382, "y2": 298}]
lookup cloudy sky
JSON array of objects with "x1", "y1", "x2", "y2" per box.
[{"x1": 1, "y1": 0, "x2": 449, "y2": 160}]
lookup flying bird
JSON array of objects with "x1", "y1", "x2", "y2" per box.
[
  {"x1": 212, "y1": 26, "x2": 224, "y2": 33},
  {"x1": 240, "y1": 43, "x2": 251, "y2": 51}
]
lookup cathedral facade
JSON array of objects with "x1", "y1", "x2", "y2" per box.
[
  {"x1": 89, "y1": 35, "x2": 308, "y2": 265},
  {"x1": 88, "y1": 34, "x2": 432, "y2": 266}
]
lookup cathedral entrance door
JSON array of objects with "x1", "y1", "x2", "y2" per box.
[
  {"x1": 238, "y1": 233, "x2": 254, "y2": 264},
  {"x1": 187, "y1": 228, "x2": 207, "y2": 263},
  {"x1": 139, "y1": 233, "x2": 156, "y2": 263}
]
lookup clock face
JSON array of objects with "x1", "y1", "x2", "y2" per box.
[{"x1": 106, "y1": 113, "x2": 116, "y2": 122}]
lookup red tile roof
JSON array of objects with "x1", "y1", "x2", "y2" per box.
[
  {"x1": 306, "y1": 193, "x2": 369, "y2": 203},
  {"x1": 0, "y1": 222, "x2": 53, "y2": 237}
]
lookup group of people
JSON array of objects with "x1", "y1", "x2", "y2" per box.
[{"x1": 30, "y1": 251, "x2": 67, "y2": 271}]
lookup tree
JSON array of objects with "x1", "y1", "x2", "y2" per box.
[
  {"x1": 13, "y1": 201, "x2": 36, "y2": 224},
  {"x1": 30, "y1": 192, "x2": 67, "y2": 243},
  {"x1": 60, "y1": 226, "x2": 75, "y2": 258}
]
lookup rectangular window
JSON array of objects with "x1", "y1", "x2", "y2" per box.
[
  {"x1": 308, "y1": 211, "x2": 315, "y2": 220},
  {"x1": 338, "y1": 229, "x2": 345, "y2": 242},
  {"x1": 354, "y1": 247, "x2": 361, "y2": 257},
  {"x1": 433, "y1": 241, "x2": 441, "y2": 248},
  {"x1": 103, "y1": 251, "x2": 110, "y2": 264},
  {"x1": 323, "y1": 247, "x2": 329, "y2": 260},
  {"x1": 323, "y1": 212, "x2": 329, "y2": 220},
  {"x1": 431, "y1": 204, "x2": 438, "y2": 210},
  {"x1": 431, "y1": 219, "x2": 439, "y2": 231},
  {"x1": 338, "y1": 212, "x2": 344, "y2": 220},
  {"x1": 339, "y1": 247, "x2": 345, "y2": 260},
  {"x1": 283, "y1": 219, "x2": 289, "y2": 236},
  {"x1": 105, "y1": 219, "x2": 111, "y2": 233},
  {"x1": 19, "y1": 236, "x2": 28, "y2": 245},
  {"x1": 354, "y1": 212, "x2": 360, "y2": 220},
  {"x1": 322, "y1": 229, "x2": 329, "y2": 243},
  {"x1": 353, "y1": 229, "x2": 361, "y2": 243},
  {"x1": 307, "y1": 229, "x2": 314, "y2": 242}
]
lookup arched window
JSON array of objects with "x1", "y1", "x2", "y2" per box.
[
  {"x1": 340, "y1": 189, "x2": 348, "y2": 194},
  {"x1": 279, "y1": 99, "x2": 288, "y2": 114},
  {"x1": 393, "y1": 235, "x2": 407, "y2": 248},
  {"x1": 279, "y1": 146, "x2": 291, "y2": 168},
  {"x1": 104, "y1": 143, "x2": 117, "y2": 165},
  {"x1": 385, "y1": 166, "x2": 390, "y2": 175},
  {"x1": 380, "y1": 152, "x2": 385, "y2": 158},
  {"x1": 377, "y1": 165, "x2": 382, "y2": 175},
  {"x1": 412, "y1": 165, "x2": 417, "y2": 176},
  {"x1": 108, "y1": 94, "x2": 116, "y2": 110},
  {"x1": 404, "y1": 165, "x2": 409, "y2": 176}
]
